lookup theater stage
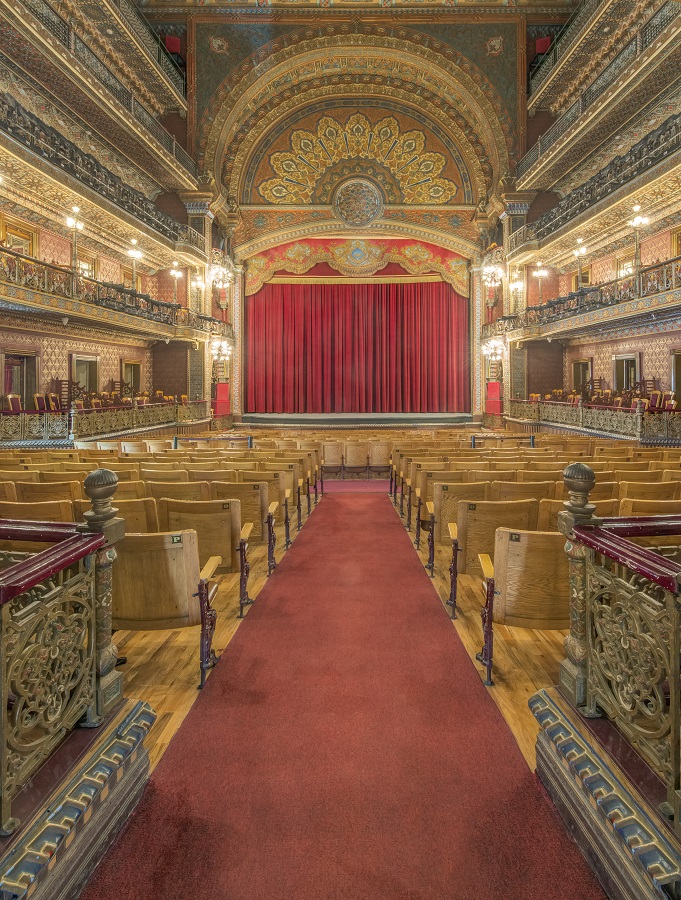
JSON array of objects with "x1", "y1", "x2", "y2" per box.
[{"x1": 241, "y1": 412, "x2": 474, "y2": 428}]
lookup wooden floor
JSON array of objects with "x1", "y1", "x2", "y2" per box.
[{"x1": 117, "y1": 488, "x2": 564, "y2": 773}]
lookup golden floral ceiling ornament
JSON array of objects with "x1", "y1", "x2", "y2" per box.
[{"x1": 259, "y1": 114, "x2": 459, "y2": 205}]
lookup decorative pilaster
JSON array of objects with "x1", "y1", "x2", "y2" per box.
[
  {"x1": 79, "y1": 468, "x2": 125, "y2": 721},
  {"x1": 471, "y1": 265, "x2": 484, "y2": 417},
  {"x1": 557, "y1": 462, "x2": 597, "y2": 707},
  {"x1": 231, "y1": 264, "x2": 245, "y2": 419}
]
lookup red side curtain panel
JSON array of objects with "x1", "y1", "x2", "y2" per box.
[{"x1": 245, "y1": 280, "x2": 470, "y2": 413}]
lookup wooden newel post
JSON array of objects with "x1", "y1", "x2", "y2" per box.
[
  {"x1": 79, "y1": 468, "x2": 126, "y2": 723},
  {"x1": 556, "y1": 461, "x2": 597, "y2": 708}
]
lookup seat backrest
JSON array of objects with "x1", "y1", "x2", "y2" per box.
[
  {"x1": 0, "y1": 499, "x2": 73, "y2": 522},
  {"x1": 433, "y1": 481, "x2": 490, "y2": 543},
  {"x1": 554, "y1": 480, "x2": 617, "y2": 501},
  {"x1": 457, "y1": 499, "x2": 539, "y2": 575},
  {"x1": 41, "y1": 470, "x2": 89, "y2": 484},
  {"x1": 0, "y1": 482, "x2": 17, "y2": 502},
  {"x1": 145, "y1": 441, "x2": 173, "y2": 452},
  {"x1": 97, "y1": 442, "x2": 120, "y2": 451},
  {"x1": 417, "y1": 469, "x2": 466, "y2": 503},
  {"x1": 490, "y1": 481, "x2": 554, "y2": 501},
  {"x1": 209, "y1": 481, "x2": 267, "y2": 540},
  {"x1": 15, "y1": 481, "x2": 81, "y2": 502},
  {"x1": 140, "y1": 468, "x2": 189, "y2": 482},
  {"x1": 537, "y1": 498, "x2": 619, "y2": 531},
  {"x1": 618, "y1": 481, "x2": 681, "y2": 501},
  {"x1": 120, "y1": 441, "x2": 149, "y2": 454},
  {"x1": 321, "y1": 442, "x2": 343, "y2": 466},
  {"x1": 344, "y1": 442, "x2": 368, "y2": 468},
  {"x1": 145, "y1": 481, "x2": 211, "y2": 502},
  {"x1": 113, "y1": 480, "x2": 146, "y2": 499},
  {"x1": 112, "y1": 530, "x2": 202, "y2": 630},
  {"x1": 74, "y1": 497, "x2": 159, "y2": 533},
  {"x1": 516, "y1": 470, "x2": 565, "y2": 483},
  {"x1": 492, "y1": 529, "x2": 570, "y2": 629},
  {"x1": 0, "y1": 470, "x2": 40, "y2": 483},
  {"x1": 185, "y1": 460, "x2": 225, "y2": 469},
  {"x1": 187, "y1": 469, "x2": 236, "y2": 482},
  {"x1": 1, "y1": 462, "x2": 61, "y2": 472},
  {"x1": 467, "y1": 469, "x2": 515, "y2": 483},
  {"x1": 157, "y1": 498, "x2": 241, "y2": 571},
  {"x1": 239, "y1": 470, "x2": 286, "y2": 509},
  {"x1": 619, "y1": 498, "x2": 681, "y2": 516},
  {"x1": 612, "y1": 469, "x2": 662, "y2": 483}
]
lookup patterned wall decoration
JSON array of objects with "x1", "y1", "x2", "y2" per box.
[
  {"x1": 250, "y1": 111, "x2": 469, "y2": 206},
  {"x1": 39, "y1": 230, "x2": 71, "y2": 268},
  {"x1": 526, "y1": 266, "x2": 559, "y2": 306},
  {"x1": 244, "y1": 238, "x2": 469, "y2": 296},
  {"x1": 591, "y1": 255, "x2": 615, "y2": 285},
  {"x1": 641, "y1": 230, "x2": 672, "y2": 267},
  {"x1": 565, "y1": 331, "x2": 681, "y2": 392},
  {"x1": 0, "y1": 326, "x2": 150, "y2": 392},
  {"x1": 526, "y1": 340, "x2": 564, "y2": 399},
  {"x1": 558, "y1": 274, "x2": 571, "y2": 296},
  {"x1": 99, "y1": 256, "x2": 121, "y2": 284},
  {"x1": 150, "y1": 269, "x2": 188, "y2": 306},
  {"x1": 510, "y1": 343, "x2": 528, "y2": 401}
]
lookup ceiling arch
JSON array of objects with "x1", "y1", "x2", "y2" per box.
[{"x1": 198, "y1": 27, "x2": 515, "y2": 207}]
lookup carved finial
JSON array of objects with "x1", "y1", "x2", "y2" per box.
[
  {"x1": 82, "y1": 468, "x2": 119, "y2": 526},
  {"x1": 562, "y1": 462, "x2": 596, "y2": 521}
]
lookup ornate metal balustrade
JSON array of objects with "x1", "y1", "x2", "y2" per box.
[
  {"x1": 0, "y1": 400, "x2": 211, "y2": 442},
  {"x1": 18, "y1": 0, "x2": 192, "y2": 174},
  {"x1": 505, "y1": 398, "x2": 641, "y2": 437},
  {"x1": 511, "y1": 111, "x2": 681, "y2": 247},
  {"x1": 519, "y1": 5, "x2": 679, "y2": 181},
  {"x1": 528, "y1": 0, "x2": 602, "y2": 95},
  {"x1": 0, "y1": 246, "x2": 232, "y2": 339},
  {"x1": 482, "y1": 255, "x2": 681, "y2": 341},
  {"x1": 554, "y1": 466, "x2": 681, "y2": 842}
]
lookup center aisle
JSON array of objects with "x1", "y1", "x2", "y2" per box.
[{"x1": 83, "y1": 493, "x2": 604, "y2": 900}]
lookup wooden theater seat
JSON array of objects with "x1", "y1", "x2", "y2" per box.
[
  {"x1": 209, "y1": 481, "x2": 269, "y2": 543},
  {"x1": 0, "y1": 482, "x2": 17, "y2": 502},
  {"x1": 619, "y1": 499, "x2": 681, "y2": 516},
  {"x1": 75, "y1": 497, "x2": 159, "y2": 533},
  {"x1": 537, "y1": 498, "x2": 619, "y2": 531},
  {"x1": 432, "y1": 482, "x2": 490, "y2": 544},
  {"x1": 112, "y1": 530, "x2": 221, "y2": 688},
  {"x1": 618, "y1": 481, "x2": 681, "y2": 501},
  {"x1": 145, "y1": 481, "x2": 211, "y2": 502},
  {"x1": 554, "y1": 480, "x2": 618, "y2": 501},
  {"x1": 187, "y1": 469, "x2": 237, "y2": 483},
  {"x1": 41, "y1": 470, "x2": 89, "y2": 484},
  {"x1": 454, "y1": 499, "x2": 539, "y2": 575},
  {"x1": 0, "y1": 499, "x2": 73, "y2": 522},
  {"x1": 489, "y1": 481, "x2": 555, "y2": 502},
  {"x1": 15, "y1": 481, "x2": 82, "y2": 502},
  {"x1": 479, "y1": 529, "x2": 570, "y2": 629},
  {"x1": 114, "y1": 480, "x2": 147, "y2": 500}
]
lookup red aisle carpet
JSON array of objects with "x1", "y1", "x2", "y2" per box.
[
  {"x1": 322, "y1": 479, "x2": 390, "y2": 492},
  {"x1": 82, "y1": 494, "x2": 604, "y2": 900}
]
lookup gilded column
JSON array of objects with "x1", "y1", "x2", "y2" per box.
[
  {"x1": 470, "y1": 264, "x2": 484, "y2": 418},
  {"x1": 557, "y1": 462, "x2": 597, "y2": 707},
  {"x1": 79, "y1": 468, "x2": 126, "y2": 722},
  {"x1": 231, "y1": 263, "x2": 245, "y2": 419}
]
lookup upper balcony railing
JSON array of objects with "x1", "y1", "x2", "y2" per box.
[
  {"x1": 510, "y1": 111, "x2": 681, "y2": 253},
  {"x1": 21, "y1": 0, "x2": 193, "y2": 175},
  {"x1": 518, "y1": 4, "x2": 679, "y2": 181},
  {"x1": 482, "y1": 255, "x2": 681, "y2": 340},
  {"x1": 0, "y1": 245, "x2": 234, "y2": 340},
  {"x1": 529, "y1": 0, "x2": 603, "y2": 95},
  {"x1": 0, "y1": 91, "x2": 203, "y2": 250},
  {"x1": 109, "y1": 0, "x2": 185, "y2": 97}
]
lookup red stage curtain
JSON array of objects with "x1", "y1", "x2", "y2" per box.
[{"x1": 245, "y1": 280, "x2": 470, "y2": 413}]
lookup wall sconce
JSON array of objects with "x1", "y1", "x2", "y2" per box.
[
  {"x1": 481, "y1": 338, "x2": 505, "y2": 361},
  {"x1": 128, "y1": 239, "x2": 142, "y2": 287},
  {"x1": 169, "y1": 261, "x2": 183, "y2": 303},
  {"x1": 533, "y1": 262, "x2": 548, "y2": 304},
  {"x1": 509, "y1": 271, "x2": 523, "y2": 313},
  {"x1": 66, "y1": 206, "x2": 84, "y2": 271}
]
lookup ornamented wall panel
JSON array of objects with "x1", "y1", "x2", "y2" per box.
[
  {"x1": 591, "y1": 256, "x2": 615, "y2": 284},
  {"x1": 99, "y1": 256, "x2": 121, "y2": 283},
  {"x1": 39, "y1": 230, "x2": 70, "y2": 267},
  {"x1": 641, "y1": 231, "x2": 672, "y2": 267},
  {"x1": 526, "y1": 268, "x2": 559, "y2": 306},
  {"x1": 565, "y1": 331, "x2": 681, "y2": 392},
  {"x1": 0, "y1": 326, "x2": 148, "y2": 392},
  {"x1": 559, "y1": 274, "x2": 571, "y2": 296}
]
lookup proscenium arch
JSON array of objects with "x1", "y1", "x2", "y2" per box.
[{"x1": 198, "y1": 29, "x2": 514, "y2": 204}]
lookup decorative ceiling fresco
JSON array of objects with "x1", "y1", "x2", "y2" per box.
[{"x1": 192, "y1": 18, "x2": 520, "y2": 263}]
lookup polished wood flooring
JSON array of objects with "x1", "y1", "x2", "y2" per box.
[{"x1": 116, "y1": 489, "x2": 564, "y2": 773}]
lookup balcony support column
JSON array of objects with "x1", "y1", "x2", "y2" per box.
[{"x1": 181, "y1": 193, "x2": 214, "y2": 317}]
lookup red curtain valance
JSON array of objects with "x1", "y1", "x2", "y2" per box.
[{"x1": 245, "y1": 280, "x2": 470, "y2": 414}]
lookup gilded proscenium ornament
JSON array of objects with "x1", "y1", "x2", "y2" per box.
[{"x1": 259, "y1": 114, "x2": 459, "y2": 205}]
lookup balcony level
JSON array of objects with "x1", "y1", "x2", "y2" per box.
[
  {"x1": 0, "y1": 91, "x2": 206, "y2": 266},
  {"x1": 0, "y1": 245, "x2": 233, "y2": 344},
  {"x1": 482, "y1": 255, "x2": 681, "y2": 344},
  {"x1": 517, "y1": 3, "x2": 680, "y2": 190},
  {"x1": 508, "y1": 111, "x2": 681, "y2": 266},
  {"x1": 0, "y1": 0, "x2": 196, "y2": 189}
]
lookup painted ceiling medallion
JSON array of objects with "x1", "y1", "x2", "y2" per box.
[
  {"x1": 259, "y1": 114, "x2": 459, "y2": 205},
  {"x1": 333, "y1": 179, "x2": 384, "y2": 227}
]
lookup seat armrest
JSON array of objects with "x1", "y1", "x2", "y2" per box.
[
  {"x1": 479, "y1": 553, "x2": 494, "y2": 581},
  {"x1": 268, "y1": 501, "x2": 279, "y2": 515},
  {"x1": 200, "y1": 555, "x2": 222, "y2": 581},
  {"x1": 415, "y1": 487, "x2": 421, "y2": 499},
  {"x1": 241, "y1": 522, "x2": 254, "y2": 542},
  {"x1": 448, "y1": 523, "x2": 458, "y2": 541},
  {"x1": 405, "y1": 478, "x2": 411, "y2": 488},
  {"x1": 297, "y1": 478, "x2": 304, "y2": 488},
  {"x1": 426, "y1": 501, "x2": 434, "y2": 515},
  {"x1": 285, "y1": 488, "x2": 291, "y2": 500}
]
